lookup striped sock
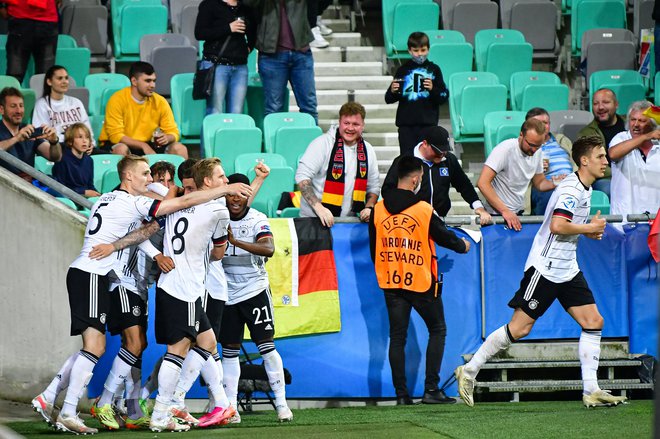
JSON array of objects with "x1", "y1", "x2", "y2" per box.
[
  {"x1": 98, "y1": 348, "x2": 139, "y2": 406},
  {"x1": 61, "y1": 350, "x2": 98, "y2": 417},
  {"x1": 153, "y1": 353, "x2": 184, "y2": 422}
]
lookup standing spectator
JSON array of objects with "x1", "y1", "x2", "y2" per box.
[
  {"x1": 526, "y1": 108, "x2": 575, "y2": 215},
  {"x1": 306, "y1": 0, "x2": 330, "y2": 48},
  {"x1": 52, "y1": 123, "x2": 100, "y2": 198},
  {"x1": 295, "y1": 102, "x2": 380, "y2": 227},
  {"x1": 244, "y1": 0, "x2": 319, "y2": 123},
  {"x1": 32, "y1": 65, "x2": 96, "y2": 147},
  {"x1": 0, "y1": 87, "x2": 61, "y2": 180},
  {"x1": 98, "y1": 62, "x2": 188, "y2": 158},
  {"x1": 0, "y1": 0, "x2": 58, "y2": 83},
  {"x1": 370, "y1": 156, "x2": 470, "y2": 406},
  {"x1": 195, "y1": 0, "x2": 256, "y2": 115},
  {"x1": 654, "y1": 0, "x2": 660, "y2": 75},
  {"x1": 577, "y1": 88, "x2": 626, "y2": 197},
  {"x1": 477, "y1": 118, "x2": 557, "y2": 231},
  {"x1": 608, "y1": 100, "x2": 660, "y2": 219},
  {"x1": 382, "y1": 125, "x2": 491, "y2": 225},
  {"x1": 385, "y1": 32, "x2": 448, "y2": 156}
]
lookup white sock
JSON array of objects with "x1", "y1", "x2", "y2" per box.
[
  {"x1": 579, "y1": 329, "x2": 602, "y2": 395},
  {"x1": 126, "y1": 364, "x2": 144, "y2": 419},
  {"x1": 201, "y1": 354, "x2": 230, "y2": 409},
  {"x1": 140, "y1": 356, "x2": 163, "y2": 400},
  {"x1": 153, "y1": 353, "x2": 184, "y2": 422},
  {"x1": 261, "y1": 349, "x2": 287, "y2": 408},
  {"x1": 61, "y1": 351, "x2": 98, "y2": 417},
  {"x1": 221, "y1": 348, "x2": 241, "y2": 409},
  {"x1": 98, "y1": 348, "x2": 138, "y2": 406},
  {"x1": 171, "y1": 347, "x2": 210, "y2": 407},
  {"x1": 465, "y1": 325, "x2": 514, "y2": 379},
  {"x1": 43, "y1": 353, "x2": 77, "y2": 404}
]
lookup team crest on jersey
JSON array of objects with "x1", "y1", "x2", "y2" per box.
[
  {"x1": 440, "y1": 168, "x2": 449, "y2": 177},
  {"x1": 99, "y1": 313, "x2": 107, "y2": 324},
  {"x1": 195, "y1": 321, "x2": 200, "y2": 332},
  {"x1": 561, "y1": 197, "x2": 577, "y2": 210},
  {"x1": 332, "y1": 163, "x2": 343, "y2": 180},
  {"x1": 132, "y1": 306, "x2": 141, "y2": 317},
  {"x1": 281, "y1": 295, "x2": 291, "y2": 305},
  {"x1": 528, "y1": 299, "x2": 539, "y2": 310}
]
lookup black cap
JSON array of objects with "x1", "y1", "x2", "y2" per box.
[
  {"x1": 421, "y1": 126, "x2": 451, "y2": 153},
  {"x1": 227, "y1": 173, "x2": 250, "y2": 185}
]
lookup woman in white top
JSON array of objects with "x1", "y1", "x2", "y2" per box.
[{"x1": 32, "y1": 65, "x2": 95, "y2": 146}]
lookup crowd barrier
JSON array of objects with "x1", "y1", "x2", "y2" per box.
[{"x1": 90, "y1": 221, "x2": 657, "y2": 399}]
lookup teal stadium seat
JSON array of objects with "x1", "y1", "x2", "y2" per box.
[
  {"x1": 212, "y1": 128, "x2": 263, "y2": 175},
  {"x1": 474, "y1": 29, "x2": 526, "y2": 72},
  {"x1": 382, "y1": 0, "x2": 434, "y2": 59},
  {"x1": 234, "y1": 153, "x2": 287, "y2": 176},
  {"x1": 247, "y1": 166, "x2": 295, "y2": 217},
  {"x1": 114, "y1": 3, "x2": 168, "y2": 61},
  {"x1": 56, "y1": 197, "x2": 78, "y2": 210},
  {"x1": 21, "y1": 88, "x2": 36, "y2": 123},
  {"x1": 279, "y1": 207, "x2": 300, "y2": 218},
  {"x1": 0, "y1": 75, "x2": 20, "y2": 90},
  {"x1": 424, "y1": 30, "x2": 466, "y2": 45},
  {"x1": 589, "y1": 70, "x2": 646, "y2": 115},
  {"x1": 510, "y1": 71, "x2": 561, "y2": 111},
  {"x1": 101, "y1": 169, "x2": 121, "y2": 193},
  {"x1": 390, "y1": 2, "x2": 439, "y2": 59},
  {"x1": 428, "y1": 43, "x2": 474, "y2": 82},
  {"x1": 263, "y1": 112, "x2": 316, "y2": 153},
  {"x1": 55, "y1": 48, "x2": 91, "y2": 85},
  {"x1": 57, "y1": 34, "x2": 78, "y2": 49},
  {"x1": 448, "y1": 72, "x2": 507, "y2": 142},
  {"x1": 484, "y1": 42, "x2": 533, "y2": 92},
  {"x1": 483, "y1": 111, "x2": 525, "y2": 158},
  {"x1": 520, "y1": 84, "x2": 570, "y2": 112},
  {"x1": 171, "y1": 73, "x2": 205, "y2": 144},
  {"x1": 84, "y1": 73, "x2": 131, "y2": 116},
  {"x1": 590, "y1": 190, "x2": 610, "y2": 215},
  {"x1": 147, "y1": 154, "x2": 186, "y2": 168},
  {"x1": 100, "y1": 87, "x2": 124, "y2": 115},
  {"x1": 34, "y1": 156, "x2": 55, "y2": 175},
  {"x1": 571, "y1": 0, "x2": 626, "y2": 56},
  {"x1": 202, "y1": 113, "x2": 256, "y2": 159},
  {"x1": 92, "y1": 155, "x2": 122, "y2": 191},
  {"x1": 273, "y1": 126, "x2": 323, "y2": 170}
]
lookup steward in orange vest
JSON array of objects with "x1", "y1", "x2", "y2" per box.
[{"x1": 368, "y1": 155, "x2": 469, "y2": 405}]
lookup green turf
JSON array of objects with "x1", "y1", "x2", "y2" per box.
[{"x1": 6, "y1": 400, "x2": 653, "y2": 439}]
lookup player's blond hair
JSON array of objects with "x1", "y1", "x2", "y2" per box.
[
  {"x1": 192, "y1": 157, "x2": 223, "y2": 188},
  {"x1": 117, "y1": 154, "x2": 149, "y2": 180}
]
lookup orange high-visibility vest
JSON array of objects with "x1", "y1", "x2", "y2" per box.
[{"x1": 373, "y1": 200, "x2": 437, "y2": 293}]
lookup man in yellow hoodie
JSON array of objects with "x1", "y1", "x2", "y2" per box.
[{"x1": 99, "y1": 62, "x2": 188, "y2": 158}]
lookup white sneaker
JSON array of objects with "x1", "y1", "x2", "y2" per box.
[
  {"x1": 150, "y1": 415, "x2": 191, "y2": 432},
  {"x1": 31, "y1": 393, "x2": 55, "y2": 426},
  {"x1": 310, "y1": 27, "x2": 330, "y2": 49},
  {"x1": 55, "y1": 413, "x2": 99, "y2": 435},
  {"x1": 276, "y1": 405, "x2": 293, "y2": 422},
  {"x1": 317, "y1": 16, "x2": 333, "y2": 36}
]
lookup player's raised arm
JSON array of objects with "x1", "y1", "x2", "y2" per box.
[{"x1": 153, "y1": 182, "x2": 252, "y2": 217}]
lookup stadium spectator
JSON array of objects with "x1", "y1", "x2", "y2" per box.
[
  {"x1": 477, "y1": 118, "x2": 557, "y2": 231},
  {"x1": 51, "y1": 123, "x2": 100, "y2": 198},
  {"x1": 382, "y1": 125, "x2": 491, "y2": 224},
  {"x1": 385, "y1": 32, "x2": 449, "y2": 156},
  {"x1": 32, "y1": 65, "x2": 96, "y2": 148},
  {"x1": 370, "y1": 155, "x2": 470, "y2": 406},
  {"x1": 577, "y1": 88, "x2": 626, "y2": 197},
  {"x1": 295, "y1": 102, "x2": 380, "y2": 227},
  {"x1": 151, "y1": 161, "x2": 176, "y2": 189},
  {"x1": 98, "y1": 62, "x2": 188, "y2": 158},
  {"x1": 195, "y1": 0, "x2": 256, "y2": 115},
  {"x1": 526, "y1": 107, "x2": 575, "y2": 215},
  {"x1": 608, "y1": 100, "x2": 660, "y2": 220},
  {"x1": 655, "y1": 0, "x2": 660, "y2": 75},
  {"x1": 456, "y1": 136, "x2": 627, "y2": 409},
  {"x1": 0, "y1": 0, "x2": 58, "y2": 83},
  {"x1": 221, "y1": 172, "x2": 293, "y2": 423},
  {"x1": 307, "y1": 0, "x2": 330, "y2": 48},
  {"x1": 0, "y1": 87, "x2": 61, "y2": 180},
  {"x1": 244, "y1": 0, "x2": 319, "y2": 123}
]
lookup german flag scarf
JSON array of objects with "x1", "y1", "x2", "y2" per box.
[{"x1": 321, "y1": 129, "x2": 368, "y2": 216}]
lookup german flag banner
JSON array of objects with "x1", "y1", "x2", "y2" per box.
[{"x1": 265, "y1": 217, "x2": 341, "y2": 338}]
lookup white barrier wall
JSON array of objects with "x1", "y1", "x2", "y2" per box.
[{"x1": 0, "y1": 168, "x2": 87, "y2": 401}]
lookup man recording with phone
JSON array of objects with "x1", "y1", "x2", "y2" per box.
[{"x1": 0, "y1": 87, "x2": 61, "y2": 181}]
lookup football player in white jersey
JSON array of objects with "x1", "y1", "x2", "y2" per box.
[
  {"x1": 456, "y1": 136, "x2": 628, "y2": 408},
  {"x1": 30, "y1": 155, "x2": 252, "y2": 435},
  {"x1": 220, "y1": 173, "x2": 294, "y2": 423}
]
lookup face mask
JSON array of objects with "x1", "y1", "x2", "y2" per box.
[
  {"x1": 413, "y1": 178, "x2": 421, "y2": 194},
  {"x1": 412, "y1": 55, "x2": 427, "y2": 65}
]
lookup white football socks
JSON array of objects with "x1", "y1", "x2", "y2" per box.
[
  {"x1": 464, "y1": 325, "x2": 513, "y2": 379},
  {"x1": 579, "y1": 329, "x2": 602, "y2": 395}
]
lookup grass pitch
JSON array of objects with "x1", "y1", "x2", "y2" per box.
[{"x1": 6, "y1": 400, "x2": 653, "y2": 439}]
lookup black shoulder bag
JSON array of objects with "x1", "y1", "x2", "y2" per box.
[{"x1": 192, "y1": 36, "x2": 231, "y2": 100}]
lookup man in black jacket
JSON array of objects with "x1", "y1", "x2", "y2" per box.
[
  {"x1": 382, "y1": 126, "x2": 491, "y2": 225},
  {"x1": 370, "y1": 156, "x2": 470, "y2": 405}
]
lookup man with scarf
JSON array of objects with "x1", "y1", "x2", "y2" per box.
[{"x1": 295, "y1": 102, "x2": 380, "y2": 227}]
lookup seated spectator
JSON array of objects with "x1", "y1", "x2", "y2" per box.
[
  {"x1": 52, "y1": 123, "x2": 100, "y2": 198},
  {"x1": 577, "y1": 88, "x2": 626, "y2": 197},
  {"x1": 98, "y1": 62, "x2": 188, "y2": 158},
  {"x1": 608, "y1": 100, "x2": 660, "y2": 220},
  {"x1": 0, "y1": 87, "x2": 61, "y2": 181},
  {"x1": 32, "y1": 65, "x2": 96, "y2": 148},
  {"x1": 295, "y1": 102, "x2": 380, "y2": 227},
  {"x1": 477, "y1": 118, "x2": 557, "y2": 231},
  {"x1": 382, "y1": 125, "x2": 491, "y2": 225},
  {"x1": 526, "y1": 107, "x2": 575, "y2": 215},
  {"x1": 151, "y1": 161, "x2": 176, "y2": 189}
]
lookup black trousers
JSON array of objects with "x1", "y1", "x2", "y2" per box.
[
  {"x1": 6, "y1": 18, "x2": 58, "y2": 83},
  {"x1": 397, "y1": 125, "x2": 426, "y2": 156},
  {"x1": 384, "y1": 290, "x2": 447, "y2": 397}
]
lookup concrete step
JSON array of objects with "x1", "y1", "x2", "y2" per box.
[
  {"x1": 315, "y1": 75, "x2": 393, "y2": 90},
  {"x1": 292, "y1": 104, "x2": 396, "y2": 120},
  {"x1": 311, "y1": 46, "x2": 379, "y2": 63},
  {"x1": 325, "y1": 32, "x2": 362, "y2": 47},
  {"x1": 314, "y1": 61, "x2": 383, "y2": 76},
  {"x1": 290, "y1": 89, "x2": 390, "y2": 106},
  {"x1": 447, "y1": 201, "x2": 474, "y2": 216},
  {"x1": 372, "y1": 146, "x2": 400, "y2": 162},
  {"x1": 464, "y1": 340, "x2": 632, "y2": 362},
  {"x1": 478, "y1": 359, "x2": 643, "y2": 369},
  {"x1": 449, "y1": 185, "x2": 479, "y2": 202},
  {"x1": 322, "y1": 18, "x2": 351, "y2": 32},
  {"x1": 319, "y1": 117, "x2": 396, "y2": 133},
  {"x1": 363, "y1": 132, "x2": 400, "y2": 147}
]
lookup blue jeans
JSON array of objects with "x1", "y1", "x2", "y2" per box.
[
  {"x1": 201, "y1": 61, "x2": 248, "y2": 115},
  {"x1": 258, "y1": 50, "x2": 318, "y2": 123},
  {"x1": 655, "y1": 24, "x2": 660, "y2": 76},
  {"x1": 531, "y1": 187, "x2": 554, "y2": 215}
]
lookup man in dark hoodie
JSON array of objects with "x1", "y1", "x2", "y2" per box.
[{"x1": 369, "y1": 155, "x2": 470, "y2": 406}]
